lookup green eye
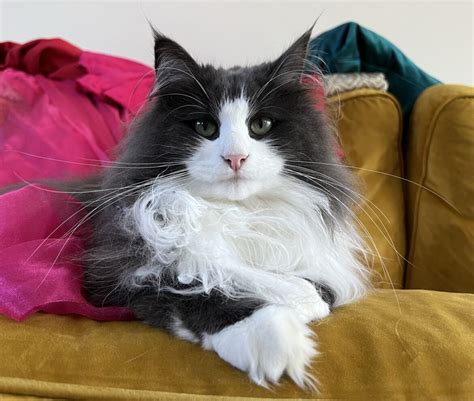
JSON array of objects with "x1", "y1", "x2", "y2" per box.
[
  {"x1": 194, "y1": 120, "x2": 217, "y2": 137},
  {"x1": 250, "y1": 117, "x2": 273, "y2": 136}
]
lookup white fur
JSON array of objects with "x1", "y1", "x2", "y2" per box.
[
  {"x1": 202, "y1": 305, "x2": 318, "y2": 389},
  {"x1": 218, "y1": 96, "x2": 251, "y2": 157},
  {"x1": 124, "y1": 176, "x2": 368, "y2": 307},
  {"x1": 186, "y1": 95, "x2": 284, "y2": 200}
]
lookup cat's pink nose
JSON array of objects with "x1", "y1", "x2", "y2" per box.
[{"x1": 222, "y1": 154, "x2": 248, "y2": 172}]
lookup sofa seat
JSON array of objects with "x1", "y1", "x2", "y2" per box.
[{"x1": 1, "y1": 290, "x2": 472, "y2": 400}]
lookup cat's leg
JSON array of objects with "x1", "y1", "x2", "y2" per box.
[
  {"x1": 129, "y1": 275, "x2": 332, "y2": 389},
  {"x1": 201, "y1": 277, "x2": 332, "y2": 389}
]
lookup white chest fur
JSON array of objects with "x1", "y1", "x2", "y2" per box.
[{"x1": 123, "y1": 177, "x2": 368, "y2": 307}]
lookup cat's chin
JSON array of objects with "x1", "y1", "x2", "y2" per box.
[
  {"x1": 224, "y1": 179, "x2": 263, "y2": 201},
  {"x1": 188, "y1": 177, "x2": 266, "y2": 201}
]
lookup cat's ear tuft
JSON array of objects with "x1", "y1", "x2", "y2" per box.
[
  {"x1": 151, "y1": 26, "x2": 199, "y2": 84},
  {"x1": 270, "y1": 26, "x2": 314, "y2": 81}
]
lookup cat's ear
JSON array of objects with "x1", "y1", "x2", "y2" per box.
[
  {"x1": 270, "y1": 26, "x2": 314, "y2": 81},
  {"x1": 152, "y1": 27, "x2": 199, "y2": 84}
]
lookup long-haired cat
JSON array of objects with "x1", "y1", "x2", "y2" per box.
[{"x1": 81, "y1": 27, "x2": 369, "y2": 389}]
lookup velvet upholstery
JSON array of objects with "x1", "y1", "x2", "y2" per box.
[
  {"x1": 1, "y1": 86, "x2": 473, "y2": 400},
  {"x1": 0, "y1": 290, "x2": 472, "y2": 400}
]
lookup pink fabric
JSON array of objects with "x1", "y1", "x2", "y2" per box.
[
  {"x1": 0, "y1": 39, "x2": 154, "y2": 187},
  {"x1": 0, "y1": 39, "x2": 154, "y2": 321},
  {"x1": 0, "y1": 185, "x2": 133, "y2": 320}
]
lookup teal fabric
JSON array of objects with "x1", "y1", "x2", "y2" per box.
[{"x1": 310, "y1": 22, "x2": 441, "y2": 135}]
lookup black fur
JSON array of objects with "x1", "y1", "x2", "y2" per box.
[
  {"x1": 130, "y1": 273, "x2": 262, "y2": 336},
  {"x1": 313, "y1": 282, "x2": 337, "y2": 308}
]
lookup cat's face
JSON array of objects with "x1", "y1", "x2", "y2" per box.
[
  {"x1": 184, "y1": 83, "x2": 287, "y2": 201},
  {"x1": 116, "y1": 29, "x2": 350, "y2": 209}
]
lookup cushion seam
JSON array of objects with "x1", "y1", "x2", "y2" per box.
[{"x1": 328, "y1": 89, "x2": 396, "y2": 104}]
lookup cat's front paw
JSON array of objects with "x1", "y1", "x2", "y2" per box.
[
  {"x1": 202, "y1": 305, "x2": 318, "y2": 390},
  {"x1": 284, "y1": 277, "x2": 331, "y2": 324}
]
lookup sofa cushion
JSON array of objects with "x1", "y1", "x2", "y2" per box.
[
  {"x1": 0, "y1": 290, "x2": 472, "y2": 400},
  {"x1": 329, "y1": 89, "x2": 406, "y2": 288},
  {"x1": 406, "y1": 84, "x2": 474, "y2": 292}
]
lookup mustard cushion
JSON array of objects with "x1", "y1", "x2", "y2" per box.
[
  {"x1": 329, "y1": 89, "x2": 406, "y2": 288},
  {"x1": 0, "y1": 290, "x2": 472, "y2": 400},
  {"x1": 406, "y1": 85, "x2": 474, "y2": 292}
]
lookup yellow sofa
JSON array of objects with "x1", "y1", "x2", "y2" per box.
[{"x1": 1, "y1": 85, "x2": 473, "y2": 401}]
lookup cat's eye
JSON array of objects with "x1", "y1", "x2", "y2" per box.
[
  {"x1": 250, "y1": 117, "x2": 273, "y2": 136},
  {"x1": 194, "y1": 120, "x2": 217, "y2": 138}
]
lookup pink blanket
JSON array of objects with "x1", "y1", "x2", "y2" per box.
[{"x1": 0, "y1": 39, "x2": 154, "y2": 320}]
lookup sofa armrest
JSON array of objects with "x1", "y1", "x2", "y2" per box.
[{"x1": 405, "y1": 84, "x2": 474, "y2": 292}]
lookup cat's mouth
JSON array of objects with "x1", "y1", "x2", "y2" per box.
[{"x1": 219, "y1": 174, "x2": 249, "y2": 183}]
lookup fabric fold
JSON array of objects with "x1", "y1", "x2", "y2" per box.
[{"x1": 0, "y1": 39, "x2": 150, "y2": 321}]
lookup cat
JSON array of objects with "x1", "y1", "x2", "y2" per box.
[{"x1": 80, "y1": 27, "x2": 370, "y2": 390}]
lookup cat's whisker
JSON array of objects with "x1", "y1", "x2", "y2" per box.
[
  {"x1": 61, "y1": 170, "x2": 190, "y2": 240},
  {"x1": 285, "y1": 162, "x2": 392, "y2": 225},
  {"x1": 255, "y1": 69, "x2": 312, "y2": 106},
  {"x1": 249, "y1": 53, "x2": 298, "y2": 109},
  {"x1": 28, "y1": 177, "x2": 157, "y2": 265},
  {"x1": 284, "y1": 166, "x2": 394, "y2": 260},
  {"x1": 23, "y1": 169, "x2": 191, "y2": 271},
  {"x1": 126, "y1": 69, "x2": 157, "y2": 110},
  {"x1": 155, "y1": 65, "x2": 211, "y2": 103},
  {"x1": 9, "y1": 149, "x2": 186, "y2": 169},
  {"x1": 287, "y1": 159, "x2": 459, "y2": 212},
  {"x1": 152, "y1": 92, "x2": 208, "y2": 108},
  {"x1": 284, "y1": 173, "x2": 387, "y2": 284},
  {"x1": 35, "y1": 183, "x2": 155, "y2": 291},
  {"x1": 287, "y1": 164, "x2": 403, "y2": 285},
  {"x1": 39, "y1": 170, "x2": 191, "y2": 290},
  {"x1": 249, "y1": 51, "x2": 322, "y2": 110},
  {"x1": 284, "y1": 167, "x2": 402, "y2": 310},
  {"x1": 283, "y1": 169, "x2": 385, "y2": 252},
  {"x1": 163, "y1": 103, "x2": 207, "y2": 120}
]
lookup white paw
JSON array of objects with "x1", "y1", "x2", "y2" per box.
[
  {"x1": 202, "y1": 305, "x2": 318, "y2": 390},
  {"x1": 283, "y1": 277, "x2": 331, "y2": 324}
]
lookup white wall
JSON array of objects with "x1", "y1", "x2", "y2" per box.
[{"x1": 1, "y1": 0, "x2": 473, "y2": 84}]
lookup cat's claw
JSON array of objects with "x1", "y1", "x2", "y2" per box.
[{"x1": 202, "y1": 305, "x2": 319, "y2": 390}]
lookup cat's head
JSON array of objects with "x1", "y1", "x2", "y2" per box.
[{"x1": 116, "y1": 28, "x2": 351, "y2": 207}]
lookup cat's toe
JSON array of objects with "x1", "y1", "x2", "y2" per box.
[
  {"x1": 284, "y1": 322, "x2": 319, "y2": 390},
  {"x1": 253, "y1": 306, "x2": 318, "y2": 389}
]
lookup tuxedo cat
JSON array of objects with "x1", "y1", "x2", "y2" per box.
[{"x1": 82, "y1": 27, "x2": 369, "y2": 389}]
